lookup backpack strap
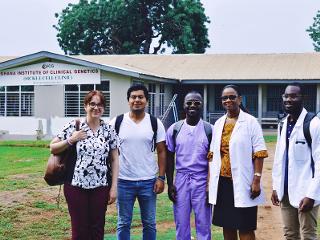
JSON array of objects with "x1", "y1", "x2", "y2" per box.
[
  {"x1": 303, "y1": 112, "x2": 316, "y2": 178},
  {"x1": 115, "y1": 114, "x2": 124, "y2": 134},
  {"x1": 172, "y1": 120, "x2": 184, "y2": 149},
  {"x1": 279, "y1": 120, "x2": 284, "y2": 137},
  {"x1": 203, "y1": 121, "x2": 213, "y2": 147},
  {"x1": 172, "y1": 120, "x2": 212, "y2": 149},
  {"x1": 150, "y1": 115, "x2": 158, "y2": 152}
]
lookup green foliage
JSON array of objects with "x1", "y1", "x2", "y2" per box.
[
  {"x1": 307, "y1": 10, "x2": 320, "y2": 51},
  {"x1": 54, "y1": 0, "x2": 210, "y2": 54}
]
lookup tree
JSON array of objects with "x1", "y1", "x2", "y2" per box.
[
  {"x1": 54, "y1": 0, "x2": 210, "y2": 55},
  {"x1": 307, "y1": 10, "x2": 320, "y2": 51}
]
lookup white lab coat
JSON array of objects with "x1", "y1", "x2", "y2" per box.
[
  {"x1": 208, "y1": 110, "x2": 267, "y2": 207},
  {"x1": 272, "y1": 108, "x2": 320, "y2": 208}
]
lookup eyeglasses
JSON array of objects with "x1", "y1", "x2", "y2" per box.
[
  {"x1": 89, "y1": 102, "x2": 104, "y2": 109},
  {"x1": 282, "y1": 94, "x2": 301, "y2": 100},
  {"x1": 185, "y1": 100, "x2": 202, "y2": 106},
  {"x1": 221, "y1": 95, "x2": 238, "y2": 101}
]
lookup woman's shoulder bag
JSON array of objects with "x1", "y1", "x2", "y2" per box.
[{"x1": 44, "y1": 119, "x2": 80, "y2": 186}]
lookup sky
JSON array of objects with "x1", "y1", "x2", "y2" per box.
[{"x1": 0, "y1": 0, "x2": 319, "y2": 56}]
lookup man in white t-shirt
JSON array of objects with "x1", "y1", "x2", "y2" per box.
[{"x1": 110, "y1": 84, "x2": 166, "y2": 240}]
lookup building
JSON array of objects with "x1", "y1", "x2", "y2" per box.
[{"x1": 0, "y1": 51, "x2": 319, "y2": 138}]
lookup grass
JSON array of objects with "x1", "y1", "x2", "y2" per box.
[
  {"x1": 264, "y1": 135, "x2": 277, "y2": 143},
  {"x1": 0, "y1": 141, "x2": 223, "y2": 240}
]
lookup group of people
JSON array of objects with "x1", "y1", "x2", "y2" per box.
[{"x1": 50, "y1": 82, "x2": 320, "y2": 240}]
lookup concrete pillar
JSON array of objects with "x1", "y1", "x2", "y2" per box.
[
  {"x1": 317, "y1": 84, "x2": 320, "y2": 112},
  {"x1": 258, "y1": 84, "x2": 263, "y2": 124},
  {"x1": 203, "y1": 84, "x2": 208, "y2": 121}
]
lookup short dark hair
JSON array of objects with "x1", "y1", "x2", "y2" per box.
[
  {"x1": 127, "y1": 84, "x2": 149, "y2": 101},
  {"x1": 83, "y1": 90, "x2": 106, "y2": 108},
  {"x1": 222, "y1": 84, "x2": 242, "y2": 96},
  {"x1": 184, "y1": 91, "x2": 203, "y2": 102},
  {"x1": 286, "y1": 82, "x2": 304, "y2": 95}
]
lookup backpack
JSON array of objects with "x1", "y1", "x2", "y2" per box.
[
  {"x1": 279, "y1": 112, "x2": 317, "y2": 177},
  {"x1": 172, "y1": 120, "x2": 212, "y2": 149},
  {"x1": 114, "y1": 113, "x2": 158, "y2": 152}
]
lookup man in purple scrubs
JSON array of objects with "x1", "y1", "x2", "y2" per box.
[{"x1": 166, "y1": 91, "x2": 212, "y2": 240}]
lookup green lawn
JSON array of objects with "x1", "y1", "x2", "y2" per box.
[{"x1": 0, "y1": 141, "x2": 223, "y2": 240}]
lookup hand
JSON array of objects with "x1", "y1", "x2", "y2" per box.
[
  {"x1": 168, "y1": 185, "x2": 177, "y2": 203},
  {"x1": 299, "y1": 197, "x2": 314, "y2": 212},
  {"x1": 271, "y1": 190, "x2": 280, "y2": 206},
  {"x1": 250, "y1": 179, "x2": 261, "y2": 199},
  {"x1": 107, "y1": 186, "x2": 117, "y2": 205},
  {"x1": 69, "y1": 129, "x2": 87, "y2": 144},
  {"x1": 153, "y1": 179, "x2": 164, "y2": 194}
]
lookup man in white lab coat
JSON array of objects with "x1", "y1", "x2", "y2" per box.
[{"x1": 272, "y1": 82, "x2": 320, "y2": 240}]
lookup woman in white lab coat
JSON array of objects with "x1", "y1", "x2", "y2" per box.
[{"x1": 208, "y1": 85, "x2": 268, "y2": 240}]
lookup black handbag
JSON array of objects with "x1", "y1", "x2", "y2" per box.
[{"x1": 44, "y1": 120, "x2": 80, "y2": 186}]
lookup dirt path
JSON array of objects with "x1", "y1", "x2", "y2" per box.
[{"x1": 256, "y1": 142, "x2": 284, "y2": 240}]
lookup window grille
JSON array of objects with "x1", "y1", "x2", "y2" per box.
[
  {"x1": 0, "y1": 86, "x2": 34, "y2": 116},
  {"x1": 64, "y1": 81, "x2": 110, "y2": 117}
]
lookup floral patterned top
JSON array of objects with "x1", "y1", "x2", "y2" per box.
[
  {"x1": 220, "y1": 121, "x2": 268, "y2": 178},
  {"x1": 57, "y1": 119, "x2": 120, "y2": 189}
]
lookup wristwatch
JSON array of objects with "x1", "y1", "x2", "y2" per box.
[
  {"x1": 158, "y1": 175, "x2": 166, "y2": 182},
  {"x1": 254, "y1": 172, "x2": 262, "y2": 177}
]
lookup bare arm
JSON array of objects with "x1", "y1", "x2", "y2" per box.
[
  {"x1": 108, "y1": 148, "x2": 119, "y2": 205},
  {"x1": 166, "y1": 149, "x2": 177, "y2": 202},
  {"x1": 154, "y1": 141, "x2": 166, "y2": 194},
  {"x1": 251, "y1": 157, "x2": 264, "y2": 199},
  {"x1": 49, "y1": 137, "x2": 69, "y2": 155},
  {"x1": 49, "y1": 130, "x2": 87, "y2": 155}
]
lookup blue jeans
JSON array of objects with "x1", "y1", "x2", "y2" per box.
[{"x1": 117, "y1": 178, "x2": 157, "y2": 240}]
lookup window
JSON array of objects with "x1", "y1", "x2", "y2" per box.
[
  {"x1": 0, "y1": 86, "x2": 34, "y2": 116},
  {"x1": 159, "y1": 84, "x2": 165, "y2": 116},
  {"x1": 64, "y1": 81, "x2": 110, "y2": 117},
  {"x1": 214, "y1": 84, "x2": 258, "y2": 117},
  {"x1": 148, "y1": 84, "x2": 156, "y2": 115},
  {"x1": 132, "y1": 79, "x2": 144, "y2": 86}
]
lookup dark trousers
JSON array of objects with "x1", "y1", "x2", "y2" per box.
[{"x1": 64, "y1": 183, "x2": 109, "y2": 240}]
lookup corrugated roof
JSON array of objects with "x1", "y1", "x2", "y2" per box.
[
  {"x1": 0, "y1": 56, "x2": 16, "y2": 63},
  {"x1": 74, "y1": 53, "x2": 320, "y2": 80},
  {"x1": 2, "y1": 52, "x2": 320, "y2": 81}
]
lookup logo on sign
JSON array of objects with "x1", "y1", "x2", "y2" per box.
[{"x1": 42, "y1": 63, "x2": 54, "y2": 69}]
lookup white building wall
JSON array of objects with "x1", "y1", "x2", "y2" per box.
[
  {"x1": 102, "y1": 71, "x2": 131, "y2": 119},
  {"x1": 34, "y1": 85, "x2": 64, "y2": 118},
  {"x1": 0, "y1": 117, "x2": 47, "y2": 135},
  {"x1": 0, "y1": 65, "x2": 176, "y2": 138}
]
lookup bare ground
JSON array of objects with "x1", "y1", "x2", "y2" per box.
[{"x1": 256, "y1": 142, "x2": 284, "y2": 240}]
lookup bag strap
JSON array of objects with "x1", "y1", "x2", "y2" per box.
[
  {"x1": 172, "y1": 120, "x2": 184, "y2": 149},
  {"x1": 150, "y1": 115, "x2": 158, "y2": 152},
  {"x1": 115, "y1": 114, "x2": 124, "y2": 134},
  {"x1": 303, "y1": 112, "x2": 316, "y2": 178},
  {"x1": 203, "y1": 121, "x2": 212, "y2": 147},
  {"x1": 75, "y1": 119, "x2": 80, "y2": 131}
]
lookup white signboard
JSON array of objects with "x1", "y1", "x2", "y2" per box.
[{"x1": 0, "y1": 62, "x2": 101, "y2": 86}]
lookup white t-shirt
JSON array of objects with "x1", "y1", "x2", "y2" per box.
[{"x1": 110, "y1": 112, "x2": 166, "y2": 181}]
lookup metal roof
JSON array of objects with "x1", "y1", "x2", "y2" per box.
[
  {"x1": 75, "y1": 53, "x2": 320, "y2": 82},
  {"x1": 2, "y1": 52, "x2": 320, "y2": 83}
]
